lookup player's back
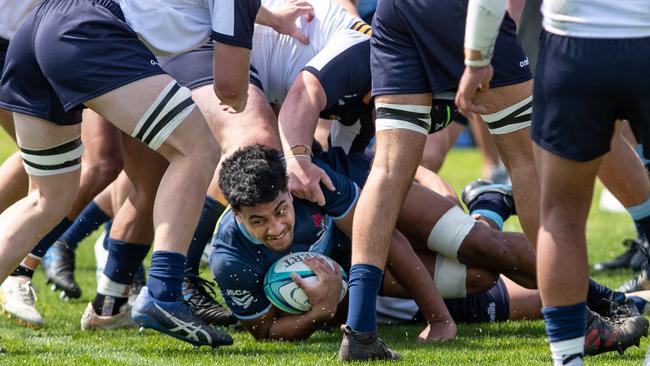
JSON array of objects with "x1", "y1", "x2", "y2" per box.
[
  {"x1": 542, "y1": 0, "x2": 650, "y2": 38},
  {"x1": 251, "y1": 0, "x2": 358, "y2": 104}
]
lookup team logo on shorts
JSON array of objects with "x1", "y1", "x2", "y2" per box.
[{"x1": 519, "y1": 57, "x2": 529, "y2": 68}]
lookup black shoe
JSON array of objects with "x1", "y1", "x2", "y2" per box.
[
  {"x1": 592, "y1": 292, "x2": 641, "y2": 320},
  {"x1": 182, "y1": 275, "x2": 236, "y2": 326},
  {"x1": 617, "y1": 266, "x2": 650, "y2": 293},
  {"x1": 461, "y1": 179, "x2": 516, "y2": 215},
  {"x1": 338, "y1": 324, "x2": 400, "y2": 362},
  {"x1": 631, "y1": 239, "x2": 650, "y2": 271},
  {"x1": 43, "y1": 241, "x2": 81, "y2": 299},
  {"x1": 593, "y1": 239, "x2": 641, "y2": 271},
  {"x1": 584, "y1": 310, "x2": 648, "y2": 356}
]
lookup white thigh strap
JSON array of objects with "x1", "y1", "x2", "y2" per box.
[
  {"x1": 427, "y1": 205, "x2": 476, "y2": 259},
  {"x1": 19, "y1": 137, "x2": 83, "y2": 176},
  {"x1": 434, "y1": 255, "x2": 467, "y2": 299},
  {"x1": 375, "y1": 103, "x2": 432, "y2": 135},
  {"x1": 481, "y1": 95, "x2": 532, "y2": 135}
]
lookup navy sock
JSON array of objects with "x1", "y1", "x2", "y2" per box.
[
  {"x1": 469, "y1": 192, "x2": 513, "y2": 230},
  {"x1": 346, "y1": 264, "x2": 382, "y2": 332},
  {"x1": 636, "y1": 222, "x2": 646, "y2": 241},
  {"x1": 147, "y1": 251, "x2": 186, "y2": 302},
  {"x1": 102, "y1": 221, "x2": 113, "y2": 250},
  {"x1": 628, "y1": 295, "x2": 647, "y2": 313},
  {"x1": 31, "y1": 218, "x2": 73, "y2": 258},
  {"x1": 61, "y1": 201, "x2": 110, "y2": 250},
  {"x1": 628, "y1": 198, "x2": 650, "y2": 244},
  {"x1": 103, "y1": 239, "x2": 150, "y2": 284},
  {"x1": 185, "y1": 197, "x2": 224, "y2": 277},
  {"x1": 586, "y1": 279, "x2": 613, "y2": 308},
  {"x1": 542, "y1": 301, "x2": 587, "y2": 342}
]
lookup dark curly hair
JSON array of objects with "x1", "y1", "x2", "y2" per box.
[{"x1": 219, "y1": 144, "x2": 288, "y2": 211}]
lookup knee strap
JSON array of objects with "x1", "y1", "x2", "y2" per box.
[
  {"x1": 132, "y1": 80, "x2": 196, "y2": 150},
  {"x1": 19, "y1": 137, "x2": 83, "y2": 176},
  {"x1": 375, "y1": 103, "x2": 432, "y2": 135},
  {"x1": 481, "y1": 95, "x2": 532, "y2": 135},
  {"x1": 427, "y1": 205, "x2": 476, "y2": 259},
  {"x1": 434, "y1": 255, "x2": 467, "y2": 299}
]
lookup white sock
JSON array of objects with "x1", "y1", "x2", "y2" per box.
[
  {"x1": 97, "y1": 274, "x2": 128, "y2": 298},
  {"x1": 549, "y1": 337, "x2": 584, "y2": 366}
]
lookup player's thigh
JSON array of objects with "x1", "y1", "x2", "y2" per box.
[
  {"x1": 85, "y1": 74, "x2": 218, "y2": 161},
  {"x1": 80, "y1": 110, "x2": 123, "y2": 165},
  {"x1": 120, "y1": 133, "x2": 167, "y2": 193},
  {"x1": 13, "y1": 113, "x2": 81, "y2": 201},
  {"x1": 0, "y1": 109, "x2": 15, "y2": 141},
  {"x1": 194, "y1": 83, "x2": 279, "y2": 155}
]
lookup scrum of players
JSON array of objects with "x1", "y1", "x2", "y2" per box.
[{"x1": 0, "y1": 0, "x2": 649, "y2": 364}]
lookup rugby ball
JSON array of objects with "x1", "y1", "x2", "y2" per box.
[{"x1": 264, "y1": 252, "x2": 348, "y2": 314}]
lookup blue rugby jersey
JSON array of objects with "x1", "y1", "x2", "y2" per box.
[{"x1": 211, "y1": 149, "x2": 368, "y2": 319}]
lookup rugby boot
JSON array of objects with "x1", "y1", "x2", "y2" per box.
[
  {"x1": 593, "y1": 238, "x2": 641, "y2": 271},
  {"x1": 631, "y1": 238, "x2": 650, "y2": 271},
  {"x1": 617, "y1": 265, "x2": 650, "y2": 293},
  {"x1": 338, "y1": 324, "x2": 400, "y2": 362},
  {"x1": 592, "y1": 292, "x2": 641, "y2": 320},
  {"x1": 182, "y1": 275, "x2": 236, "y2": 326},
  {"x1": 43, "y1": 240, "x2": 82, "y2": 299},
  {"x1": 128, "y1": 267, "x2": 146, "y2": 306},
  {"x1": 131, "y1": 286, "x2": 233, "y2": 348},
  {"x1": 584, "y1": 309, "x2": 648, "y2": 356},
  {"x1": 461, "y1": 179, "x2": 516, "y2": 215},
  {"x1": 0, "y1": 276, "x2": 43, "y2": 329},
  {"x1": 80, "y1": 302, "x2": 136, "y2": 330}
]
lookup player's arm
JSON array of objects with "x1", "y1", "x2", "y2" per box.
[
  {"x1": 213, "y1": 1, "x2": 314, "y2": 113},
  {"x1": 239, "y1": 257, "x2": 343, "y2": 341},
  {"x1": 455, "y1": 0, "x2": 508, "y2": 116},
  {"x1": 280, "y1": 72, "x2": 335, "y2": 206}
]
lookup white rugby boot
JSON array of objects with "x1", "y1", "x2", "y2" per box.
[{"x1": 0, "y1": 276, "x2": 43, "y2": 329}]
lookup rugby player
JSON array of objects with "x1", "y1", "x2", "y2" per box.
[
  {"x1": 211, "y1": 144, "x2": 647, "y2": 353},
  {"x1": 456, "y1": 0, "x2": 650, "y2": 364},
  {"x1": 0, "y1": 0, "x2": 313, "y2": 348}
]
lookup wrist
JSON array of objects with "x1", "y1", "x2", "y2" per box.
[{"x1": 464, "y1": 48, "x2": 490, "y2": 67}]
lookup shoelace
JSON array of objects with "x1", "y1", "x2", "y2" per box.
[
  {"x1": 17, "y1": 282, "x2": 37, "y2": 306},
  {"x1": 186, "y1": 277, "x2": 220, "y2": 308}
]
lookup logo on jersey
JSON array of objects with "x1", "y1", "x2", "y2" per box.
[
  {"x1": 311, "y1": 213, "x2": 329, "y2": 237},
  {"x1": 226, "y1": 289, "x2": 254, "y2": 309}
]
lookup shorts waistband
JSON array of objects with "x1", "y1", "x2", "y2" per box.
[{"x1": 92, "y1": 0, "x2": 125, "y2": 21}]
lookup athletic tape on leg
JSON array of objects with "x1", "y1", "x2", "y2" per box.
[
  {"x1": 434, "y1": 255, "x2": 467, "y2": 298},
  {"x1": 19, "y1": 137, "x2": 83, "y2": 176},
  {"x1": 481, "y1": 95, "x2": 532, "y2": 135},
  {"x1": 132, "y1": 80, "x2": 196, "y2": 150},
  {"x1": 427, "y1": 205, "x2": 476, "y2": 259},
  {"x1": 375, "y1": 103, "x2": 431, "y2": 135}
]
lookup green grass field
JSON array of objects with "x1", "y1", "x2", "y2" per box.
[{"x1": 0, "y1": 130, "x2": 645, "y2": 365}]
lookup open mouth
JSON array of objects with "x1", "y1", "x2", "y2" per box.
[{"x1": 266, "y1": 230, "x2": 287, "y2": 242}]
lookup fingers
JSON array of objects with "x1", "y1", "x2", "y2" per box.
[
  {"x1": 290, "y1": 272, "x2": 304, "y2": 288},
  {"x1": 314, "y1": 186, "x2": 326, "y2": 206},
  {"x1": 320, "y1": 169, "x2": 336, "y2": 192},
  {"x1": 304, "y1": 257, "x2": 335, "y2": 278},
  {"x1": 292, "y1": 29, "x2": 310, "y2": 45}
]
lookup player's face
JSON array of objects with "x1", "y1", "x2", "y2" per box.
[{"x1": 236, "y1": 192, "x2": 295, "y2": 251}]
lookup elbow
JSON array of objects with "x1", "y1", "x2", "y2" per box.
[{"x1": 213, "y1": 79, "x2": 247, "y2": 109}]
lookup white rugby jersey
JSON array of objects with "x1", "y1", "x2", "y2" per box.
[
  {"x1": 0, "y1": 0, "x2": 41, "y2": 40},
  {"x1": 542, "y1": 0, "x2": 650, "y2": 38},
  {"x1": 250, "y1": 0, "x2": 362, "y2": 104},
  {"x1": 117, "y1": 0, "x2": 260, "y2": 56}
]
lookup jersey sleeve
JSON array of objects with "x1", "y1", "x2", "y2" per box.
[
  {"x1": 302, "y1": 29, "x2": 371, "y2": 111},
  {"x1": 211, "y1": 0, "x2": 261, "y2": 49},
  {"x1": 211, "y1": 249, "x2": 271, "y2": 320},
  {"x1": 312, "y1": 156, "x2": 360, "y2": 220}
]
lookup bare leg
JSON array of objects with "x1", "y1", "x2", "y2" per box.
[
  {"x1": 0, "y1": 114, "x2": 81, "y2": 282},
  {"x1": 535, "y1": 146, "x2": 600, "y2": 307},
  {"x1": 0, "y1": 152, "x2": 28, "y2": 211},
  {"x1": 420, "y1": 121, "x2": 465, "y2": 173},
  {"x1": 502, "y1": 276, "x2": 542, "y2": 320},
  {"x1": 469, "y1": 115, "x2": 500, "y2": 180}
]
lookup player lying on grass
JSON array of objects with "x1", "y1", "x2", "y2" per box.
[{"x1": 210, "y1": 144, "x2": 648, "y2": 354}]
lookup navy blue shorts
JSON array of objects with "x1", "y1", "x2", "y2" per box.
[
  {"x1": 0, "y1": 0, "x2": 164, "y2": 125},
  {"x1": 532, "y1": 32, "x2": 650, "y2": 161},
  {"x1": 159, "y1": 42, "x2": 214, "y2": 91},
  {"x1": 0, "y1": 37, "x2": 8, "y2": 77},
  {"x1": 443, "y1": 278, "x2": 510, "y2": 323},
  {"x1": 371, "y1": 0, "x2": 531, "y2": 97}
]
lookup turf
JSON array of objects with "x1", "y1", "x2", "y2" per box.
[{"x1": 0, "y1": 132, "x2": 646, "y2": 365}]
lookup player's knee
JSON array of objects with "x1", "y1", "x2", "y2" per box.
[
  {"x1": 459, "y1": 226, "x2": 516, "y2": 268},
  {"x1": 81, "y1": 155, "x2": 123, "y2": 190},
  {"x1": 465, "y1": 269, "x2": 499, "y2": 295}
]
